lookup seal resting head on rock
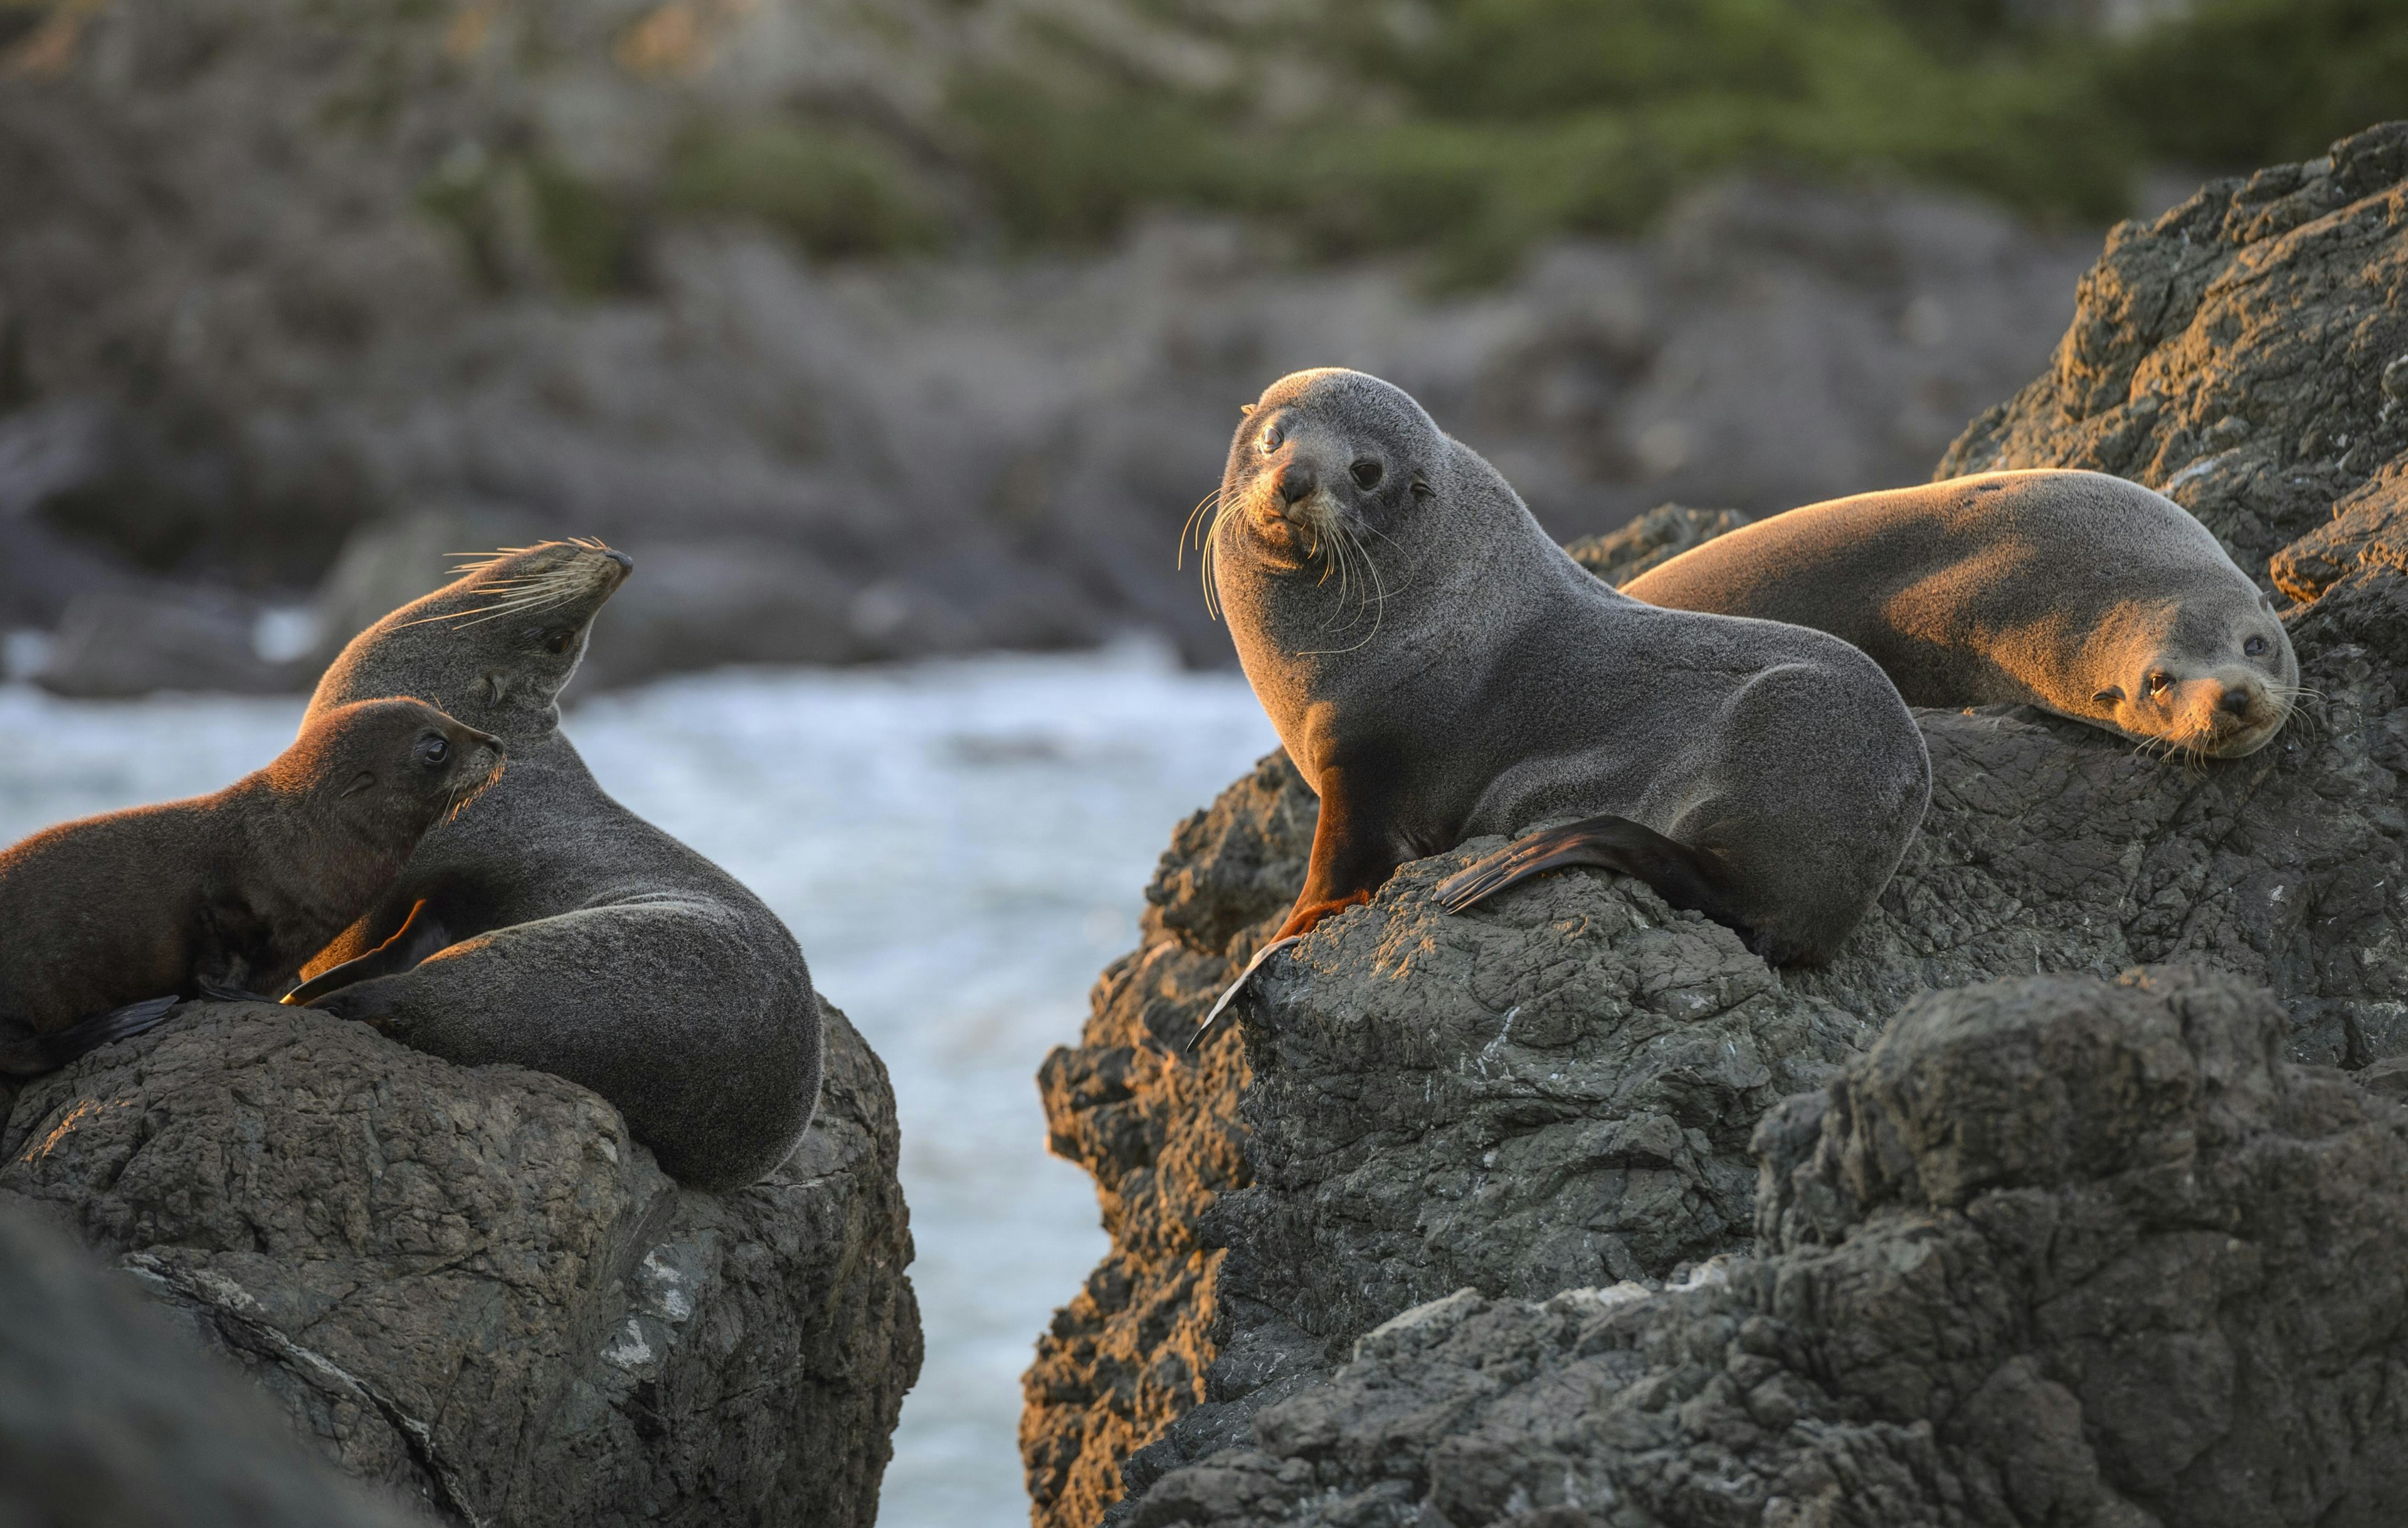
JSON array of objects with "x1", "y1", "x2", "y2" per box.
[
  {"x1": 1194, "y1": 368, "x2": 1931, "y2": 1036},
  {"x1": 289, "y1": 539, "x2": 825, "y2": 1192},
  {"x1": 1621, "y1": 469, "x2": 2300, "y2": 759},
  {"x1": 0, "y1": 698, "x2": 501, "y2": 1076}
]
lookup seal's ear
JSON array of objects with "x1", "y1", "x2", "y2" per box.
[
  {"x1": 1239, "y1": 404, "x2": 1257, "y2": 417},
  {"x1": 341, "y1": 771, "x2": 378, "y2": 798},
  {"x1": 1410, "y1": 474, "x2": 1434, "y2": 500}
]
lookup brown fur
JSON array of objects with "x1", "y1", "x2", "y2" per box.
[{"x1": 0, "y1": 699, "x2": 500, "y2": 1066}]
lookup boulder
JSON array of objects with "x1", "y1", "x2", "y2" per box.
[
  {"x1": 1028, "y1": 126, "x2": 2408, "y2": 1526},
  {"x1": 0, "y1": 1194, "x2": 430, "y2": 1527},
  {"x1": 0, "y1": 998, "x2": 921, "y2": 1528},
  {"x1": 1124, "y1": 969, "x2": 2408, "y2": 1527}
]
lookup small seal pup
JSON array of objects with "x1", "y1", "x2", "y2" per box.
[
  {"x1": 1621, "y1": 470, "x2": 2300, "y2": 758},
  {"x1": 287, "y1": 541, "x2": 824, "y2": 1191},
  {"x1": 1193, "y1": 368, "x2": 1931, "y2": 1037},
  {"x1": 0, "y1": 699, "x2": 502, "y2": 1076}
]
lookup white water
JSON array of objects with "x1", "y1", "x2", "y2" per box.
[{"x1": 0, "y1": 642, "x2": 1277, "y2": 1528}]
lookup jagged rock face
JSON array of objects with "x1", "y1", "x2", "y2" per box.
[
  {"x1": 0, "y1": 999, "x2": 919, "y2": 1528},
  {"x1": 1029, "y1": 126, "x2": 2408, "y2": 1526},
  {"x1": 1941, "y1": 122, "x2": 2408, "y2": 573},
  {"x1": 1124, "y1": 970, "x2": 2408, "y2": 1527},
  {"x1": 0, "y1": 1196, "x2": 428, "y2": 1527}
]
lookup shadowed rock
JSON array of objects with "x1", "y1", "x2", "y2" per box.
[{"x1": 0, "y1": 999, "x2": 920, "y2": 1528}]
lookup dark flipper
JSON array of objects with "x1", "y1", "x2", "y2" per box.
[
  {"x1": 0, "y1": 994, "x2": 182, "y2": 1078},
  {"x1": 1437, "y1": 814, "x2": 1736, "y2": 926},
  {"x1": 194, "y1": 975, "x2": 261, "y2": 1003},
  {"x1": 284, "y1": 900, "x2": 451, "y2": 1007}
]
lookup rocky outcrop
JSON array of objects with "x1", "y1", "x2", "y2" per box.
[
  {"x1": 0, "y1": 0, "x2": 2096, "y2": 686},
  {"x1": 0, "y1": 998, "x2": 920, "y2": 1528},
  {"x1": 1125, "y1": 968, "x2": 2408, "y2": 1527},
  {"x1": 1028, "y1": 124, "x2": 2408, "y2": 1526},
  {"x1": 0, "y1": 1196, "x2": 428, "y2": 1527}
]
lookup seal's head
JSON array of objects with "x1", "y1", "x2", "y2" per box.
[
  {"x1": 310, "y1": 539, "x2": 633, "y2": 742},
  {"x1": 1203, "y1": 368, "x2": 1462, "y2": 649},
  {"x1": 2084, "y1": 591, "x2": 2299, "y2": 759},
  {"x1": 278, "y1": 698, "x2": 507, "y2": 826}
]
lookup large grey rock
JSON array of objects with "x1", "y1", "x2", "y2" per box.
[
  {"x1": 1029, "y1": 128, "x2": 2408, "y2": 1527},
  {"x1": 0, "y1": 998, "x2": 921, "y2": 1528},
  {"x1": 0, "y1": 1194, "x2": 430, "y2": 1527},
  {"x1": 1124, "y1": 969, "x2": 2408, "y2": 1528}
]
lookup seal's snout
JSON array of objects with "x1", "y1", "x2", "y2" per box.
[
  {"x1": 2217, "y1": 684, "x2": 2253, "y2": 717},
  {"x1": 1274, "y1": 461, "x2": 1318, "y2": 504},
  {"x1": 603, "y1": 549, "x2": 634, "y2": 578}
]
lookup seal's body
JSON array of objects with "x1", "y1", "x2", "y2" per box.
[
  {"x1": 0, "y1": 699, "x2": 500, "y2": 1075},
  {"x1": 1622, "y1": 470, "x2": 2298, "y2": 758},
  {"x1": 1208, "y1": 368, "x2": 1930, "y2": 977},
  {"x1": 291, "y1": 541, "x2": 822, "y2": 1191}
]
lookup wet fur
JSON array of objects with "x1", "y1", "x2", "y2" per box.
[
  {"x1": 1622, "y1": 470, "x2": 2300, "y2": 758},
  {"x1": 292, "y1": 541, "x2": 823, "y2": 1192},
  {"x1": 1212, "y1": 368, "x2": 1931, "y2": 970},
  {"x1": 0, "y1": 699, "x2": 501, "y2": 1076}
]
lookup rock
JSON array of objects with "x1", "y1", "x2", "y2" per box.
[
  {"x1": 0, "y1": 1194, "x2": 430, "y2": 1527},
  {"x1": 32, "y1": 586, "x2": 308, "y2": 698},
  {"x1": 1563, "y1": 503, "x2": 1754, "y2": 585},
  {"x1": 0, "y1": 998, "x2": 921, "y2": 1528},
  {"x1": 1941, "y1": 122, "x2": 2408, "y2": 573},
  {"x1": 1030, "y1": 128, "x2": 2408, "y2": 1525},
  {"x1": 1122, "y1": 968, "x2": 2408, "y2": 1527}
]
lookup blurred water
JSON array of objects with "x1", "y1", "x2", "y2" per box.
[{"x1": 0, "y1": 640, "x2": 1277, "y2": 1528}]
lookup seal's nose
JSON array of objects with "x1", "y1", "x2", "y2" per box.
[
  {"x1": 1274, "y1": 462, "x2": 1317, "y2": 504},
  {"x1": 603, "y1": 549, "x2": 635, "y2": 575},
  {"x1": 2218, "y1": 685, "x2": 2254, "y2": 718}
]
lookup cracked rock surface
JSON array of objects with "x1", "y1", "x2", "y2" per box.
[
  {"x1": 0, "y1": 999, "x2": 920, "y2": 1528},
  {"x1": 1026, "y1": 124, "x2": 2408, "y2": 1528}
]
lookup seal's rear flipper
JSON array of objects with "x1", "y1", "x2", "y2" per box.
[
  {"x1": 0, "y1": 994, "x2": 182, "y2": 1077},
  {"x1": 1187, "y1": 933, "x2": 1304, "y2": 1052},
  {"x1": 285, "y1": 899, "x2": 452, "y2": 1007},
  {"x1": 1437, "y1": 814, "x2": 1731, "y2": 923}
]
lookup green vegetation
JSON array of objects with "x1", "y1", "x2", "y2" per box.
[
  {"x1": 665, "y1": 124, "x2": 941, "y2": 260},
  {"x1": 942, "y1": 0, "x2": 2408, "y2": 282}
]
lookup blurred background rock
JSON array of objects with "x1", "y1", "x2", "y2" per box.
[{"x1": 2, "y1": 0, "x2": 2404, "y2": 693}]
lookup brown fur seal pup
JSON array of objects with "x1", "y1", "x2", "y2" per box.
[
  {"x1": 1193, "y1": 368, "x2": 1931, "y2": 1038},
  {"x1": 0, "y1": 699, "x2": 501, "y2": 1076},
  {"x1": 1621, "y1": 469, "x2": 2300, "y2": 759},
  {"x1": 287, "y1": 541, "x2": 824, "y2": 1191}
]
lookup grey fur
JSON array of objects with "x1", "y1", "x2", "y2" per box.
[
  {"x1": 1208, "y1": 368, "x2": 1930, "y2": 963},
  {"x1": 0, "y1": 698, "x2": 501, "y2": 1074},
  {"x1": 295, "y1": 541, "x2": 823, "y2": 1191},
  {"x1": 1622, "y1": 469, "x2": 2301, "y2": 758}
]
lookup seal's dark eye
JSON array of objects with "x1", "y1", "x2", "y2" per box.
[
  {"x1": 1350, "y1": 459, "x2": 1384, "y2": 491},
  {"x1": 417, "y1": 735, "x2": 450, "y2": 767},
  {"x1": 2147, "y1": 671, "x2": 2175, "y2": 696},
  {"x1": 544, "y1": 629, "x2": 576, "y2": 655},
  {"x1": 1259, "y1": 427, "x2": 1284, "y2": 455},
  {"x1": 2244, "y1": 634, "x2": 2269, "y2": 657}
]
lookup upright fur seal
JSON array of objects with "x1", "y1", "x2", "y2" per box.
[
  {"x1": 0, "y1": 699, "x2": 501, "y2": 1076},
  {"x1": 288, "y1": 541, "x2": 823, "y2": 1191},
  {"x1": 1196, "y1": 368, "x2": 1930, "y2": 1034},
  {"x1": 1622, "y1": 470, "x2": 2300, "y2": 758}
]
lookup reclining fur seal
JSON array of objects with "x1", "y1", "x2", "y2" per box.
[
  {"x1": 287, "y1": 541, "x2": 824, "y2": 1191},
  {"x1": 1621, "y1": 469, "x2": 2300, "y2": 758},
  {"x1": 0, "y1": 698, "x2": 501, "y2": 1076},
  {"x1": 1193, "y1": 368, "x2": 1931, "y2": 1040}
]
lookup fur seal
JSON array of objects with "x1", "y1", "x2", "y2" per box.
[
  {"x1": 0, "y1": 699, "x2": 501, "y2": 1076},
  {"x1": 288, "y1": 540, "x2": 824, "y2": 1191},
  {"x1": 1193, "y1": 368, "x2": 1931, "y2": 1038},
  {"x1": 1620, "y1": 470, "x2": 2300, "y2": 758}
]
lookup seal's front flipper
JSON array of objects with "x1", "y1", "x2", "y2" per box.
[
  {"x1": 1187, "y1": 933, "x2": 1304, "y2": 1053},
  {"x1": 285, "y1": 900, "x2": 451, "y2": 1007},
  {"x1": 1437, "y1": 814, "x2": 1730, "y2": 921},
  {"x1": 194, "y1": 976, "x2": 260, "y2": 1003},
  {"x1": 0, "y1": 994, "x2": 182, "y2": 1077}
]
